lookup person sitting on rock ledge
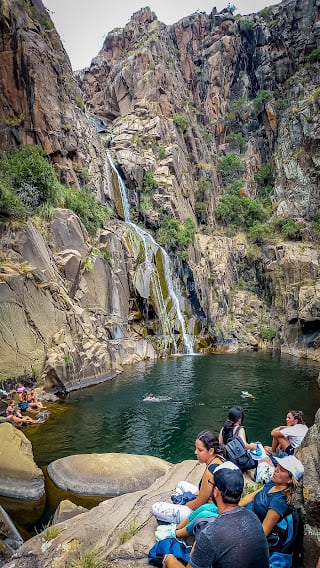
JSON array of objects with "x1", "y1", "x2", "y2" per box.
[
  {"x1": 8, "y1": 407, "x2": 40, "y2": 427},
  {"x1": 151, "y1": 431, "x2": 226, "y2": 524},
  {"x1": 239, "y1": 455, "x2": 304, "y2": 539},
  {"x1": 264, "y1": 410, "x2": 308, "y2": 457},
  {"x1": 162, "y1": 462, "x2": 269, "y2": 568},
  {"x1": 17, "y1": 387, "x2": 32, "y2": 412},
  {"x1": 27, "y1": 389, "x2": 46, "y2": 410}
]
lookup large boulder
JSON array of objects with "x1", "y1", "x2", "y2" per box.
[
  {"x1": 0, "y1": 423, "x2": 45, "y2": 526},
  {"x1": 295, "y1": 408, "x2": 320, "y2": 567},
  {"x1": 0, "y1": 424, "x2": 45, "y2": 501},
  {"x1": 296, "y1": 408, "x2": 320, "y2": 527},
  {"x1": 5, "y1": 460, "x2": 204, "y2": 568},
  {"x1": 47, "y1": 453, "x2": 171, "y2": 497}
]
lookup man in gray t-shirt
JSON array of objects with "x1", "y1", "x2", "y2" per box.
[{"x1": 162, "y1": 462, "x2": 269, "y2": 568}]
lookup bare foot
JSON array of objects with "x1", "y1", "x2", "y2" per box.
[{"x1": 264, "y1": 446, "x2": 273, "y2": 454}]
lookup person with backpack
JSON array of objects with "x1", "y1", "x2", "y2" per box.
[
  {"x1": 218, "y1": 406, "x2": 259, "y2": 471},
  {"x1": 239, "y1": 455, "x2": 304, "y2": 549},
  {"x1": 161, "y1": 462, "x2": 269, "y2": 568},
  {"x1": 218, "y1": 405, "x2": 257, "y2": 451},
  {"x1": 151, "y1": 431, "x2": 225, "y2": 524}
]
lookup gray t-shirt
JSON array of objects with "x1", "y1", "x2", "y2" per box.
[{"x1": 189, "y1": 506, "x2": 269, "y2": 568}]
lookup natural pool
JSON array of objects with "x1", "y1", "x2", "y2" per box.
[{"x1": 27, "y1": 351, "x2": 320, "y2": 466}]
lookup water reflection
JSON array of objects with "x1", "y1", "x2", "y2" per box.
[{"x1": 27, "y1": 352, "x2": 320, "y2": 466}]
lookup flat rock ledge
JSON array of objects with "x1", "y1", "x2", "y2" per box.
[
  {"x1": 4, "y1": 460, "x2": 204, "y2": 568},
  {"x1": 0, "y1": 424, "x2": 45, "y2": 500},
  {"x1": 47, "y1": 453, "x2": 172, "y2": 496}
]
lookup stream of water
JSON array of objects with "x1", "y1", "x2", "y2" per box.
[
  {"x1": 106, "y1": 150, "x2": 194, "y2": 353},
  {"x1": 27, "y1": 352, "x2": 320, "y2": 467}
]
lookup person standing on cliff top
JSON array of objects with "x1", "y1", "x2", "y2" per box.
[{"x1": 162, "y1": 462, "x2": 269, "y2": 568}]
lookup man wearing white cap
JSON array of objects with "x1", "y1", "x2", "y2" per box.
[{"x1": 162, "y1": 462, "x2": 269, "y2": 568}]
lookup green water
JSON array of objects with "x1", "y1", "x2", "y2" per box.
[{"x1": 27, "y1": 352, "x2": 320, "y2": 467}]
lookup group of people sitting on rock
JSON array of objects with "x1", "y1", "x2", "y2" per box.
[
  {"x1": 5, "y1": 386, "x2": 47, "y2": 427},
  {"x1": 149, "y1": 406, "x2": 308, "y2": 568}
]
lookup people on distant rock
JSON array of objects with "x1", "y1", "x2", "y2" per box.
[
  {"x1": 162, "y1": 462, "x2": 269, "y2": 568},
  {"x1": 8, "y1": 408, "x2": 40, "y2": 427},
  {"x1": 17, "y1": 387, "x2": 31, "y2": 412},
  {"x1": 219, "y1": 406, "x2": 257, "y2": 451},
  {"x1": 239, "y1": 455, "x2": 304, "y2": 537},
  {"x1": 27, "y1": 389, "x2": 46, "y2": 410},
  {"x1": 151, "y1": 430, "x2": 226, "y2": 523},
  {"x1": 5, "y1": 400, "x2": 17, "y2": 417},
  {"x1": 264, "y1": 410, "x2": 308, "y2": 456}
]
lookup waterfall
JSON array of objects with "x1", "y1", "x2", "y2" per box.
[{"x1": 106, "y1": 151, "x2": 194, "y2": 354}]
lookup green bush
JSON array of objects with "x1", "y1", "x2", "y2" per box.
[
  {"x1": 64, "y1": 188, "x2": 108, "y2": 236},
  {"x1": 197, "y1": 178, "x2": 211, "y2": 196},
  {"x1": 259, "y1": 7, "x2": 272, "y2": 20},
  {"x1": 143, "y1": 171, "x2": 156, "y2": 193},
  {"x1": 305, "y1": 49, "x2": 320, "y2": 64},
  {"x1": 239, "y1": 19, "x2": 254, "y2": 31},
  {"x1": 259, "y1": 327, "x2": 276, "y2": 341},
  {"x1": 173, "y1": 113, "x2": 189, "y2": 133},
  {"x1": 76, "y1": 96, "x2": 85, "y2": 110},
  {"x1": 36, "y1": 202, "x2": 55, "y2": 221},
  {"x1": 158, "y1": 145, "x2": 166, "y2": 159},
  {"x1": 226, "y1": 132, "x2": 247, "y2": 154},
  {"x1": 0, "y1": 145, "x2": 63, "y2": 208},
  {"x1": 157, "y1": 214, "x2": 196, "y2": 258},
  {"x1": 228, "y1": 97, "x2": 249, "y2": 120},
  {"x1": 248, "y1": 222, "x2": 273, "y2": 241},
  {"x1": 254, "y1": 163, "x2": 274, "y2": 198},
  {"x1": 253, "y1": 90, "x2": 272, "y2": 108},
  {"x1": 195, "y1": 177, "x2": 211, "y2": 221},
  {"x1": 0, "y1": 179, "x2": 27, "y2": 218},
  {"x1": 274, "y1": 218, "x2": 303, "y2": 241},
  {"x1": 225, "y1": 179, "x2": 243, "y2": 195},
  {"x1": 195, "y1": 202, "x2": 208, "y2": 224},
  {"x1": 218, "y1": 152, "x2": 245, "y2": 184},
  {"x1": 0, "y1": 144, "x2": 109, "y2": 238},
  {"x1": 215, "y1": 194, "x2": 268, "y2": 230}
]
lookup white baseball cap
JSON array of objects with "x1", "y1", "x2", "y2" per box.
[{"x1": 274, "y1": 455, "x2": 304, "y2": 480}]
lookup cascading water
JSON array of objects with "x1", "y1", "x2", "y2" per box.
[{"x1": 106, "y1": 150, "x2": 194, "y2": 354}]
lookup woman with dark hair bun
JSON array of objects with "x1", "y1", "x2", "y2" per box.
[
  {"x1": 265, "y1": 410, "x2": 308, "y2": 456},
  {"x1": 150, "y1": 430, "x2": 225, "y2": 524},
  {"x1": 219, "y1": 406, "x2": 257, "y2": 451}
]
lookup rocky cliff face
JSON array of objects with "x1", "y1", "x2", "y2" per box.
[
  {"x1": 1, "y1": 0, "x2": 320, "y2": 385},
  {"x1": 78, "y1": 0, "x2": 320, "y2": 361},
  {"x1": 0, "y1": 0, "x2": 107, "y2": 198}
]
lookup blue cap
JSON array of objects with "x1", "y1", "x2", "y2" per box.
[{"x1": 213, "y1": 461, "x2": 244, "y2": 497}]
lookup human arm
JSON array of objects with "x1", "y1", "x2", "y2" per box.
[
  {"x1": 271, "y1": 426, "x2": 288, "y2": 438},
  {"x1": 238, "y1": 487, "x2": 262, "y2": 507},
  {"x1": 185, "y1": 467, "x2": 215, "y2": 511},
  {"x1": 262, "y1": 508, "x2": 281, "y2": 536},
  {"x1": 236, "y1": 427, "x2": 257, "y2": 451}
]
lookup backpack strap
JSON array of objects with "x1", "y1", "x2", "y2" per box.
[{"x1": 233, "y1": 425, "x2": 242, "y2": 438}]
